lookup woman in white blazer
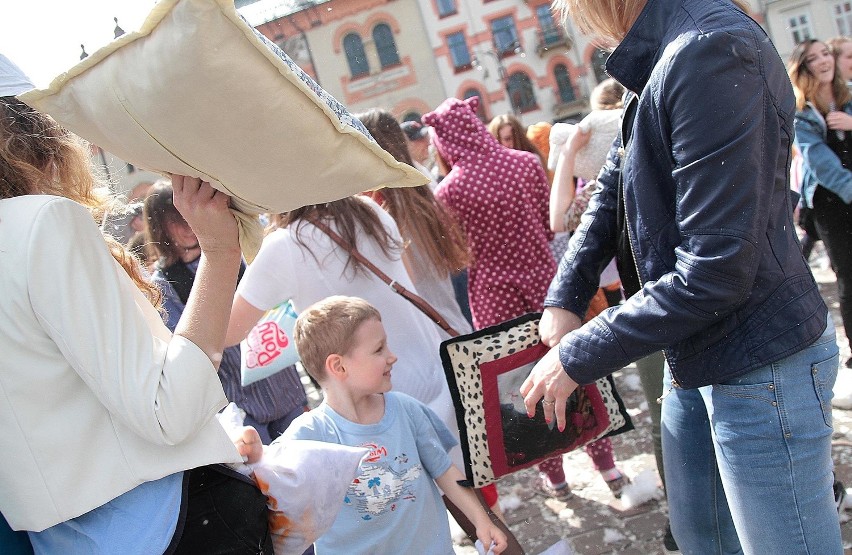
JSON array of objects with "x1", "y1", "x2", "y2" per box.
[{"x1": 0, "y1": 57, "x2": 268, "y2": 554}]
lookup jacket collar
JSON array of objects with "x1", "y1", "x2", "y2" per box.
[{"x1": 605, "y1": 0, "x2": 683, "y2": 94}]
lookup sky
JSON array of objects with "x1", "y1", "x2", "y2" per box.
[{"x1": 1, "y1": 1, "x2": 159, "y2": 88}]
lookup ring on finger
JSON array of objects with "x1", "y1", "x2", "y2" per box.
[{"x1": 542, "y1": 399, "x2": 555, "y2": 406}]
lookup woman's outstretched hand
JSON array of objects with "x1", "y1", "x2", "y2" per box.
[
  {"x1": 521, "y1": 344, "x2": 579, "y2": 432},
  {"x1": 170, "y1": 175, "x2": 239, "y2": 256}
]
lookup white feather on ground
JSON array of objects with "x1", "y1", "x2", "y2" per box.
[
  {"x1": 620, "y1": 469, "x2": 664, "y2": 509},
  {"x1": 833, "y1": 368, "x2": 852, "y2": 409}
]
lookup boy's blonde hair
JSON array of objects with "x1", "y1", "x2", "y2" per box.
[{"x1": 293, "y1": 296, "x2": 381, "y2": 382}]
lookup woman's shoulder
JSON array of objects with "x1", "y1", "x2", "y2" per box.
[
  {"x1": 1, "y1": 195, "x2": 97, "y2": 245},
  {"x1": 1, "y1": 194, "x2": 85, "y2": 215}
]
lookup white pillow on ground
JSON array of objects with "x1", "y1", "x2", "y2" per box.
[{"x1": 19, "y1": 0, "x2": 426, "y2": 260}]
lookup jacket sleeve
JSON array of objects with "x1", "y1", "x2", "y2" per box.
[
  {"x1": 543, "y1": 135, "x2": 622, "y2": 318},
  {"x1": 27, "y1": 199, "x2": 228, "y2": 445},
  {"x1": 559, "y1": 31, "x2": 788, "y2": 384},
  {"x1": 794, "y1": 110, "x2": 852, "y2": 204}
]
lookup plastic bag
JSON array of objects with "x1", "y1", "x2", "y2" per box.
[
  {"x1": 251, "y1": 439, "x2": 367, "y2": 554},
  {"x1": 240, "y1": 301, "x2": 300, "y2": 386}
]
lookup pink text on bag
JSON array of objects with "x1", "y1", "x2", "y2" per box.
[{"x1": 245, "y1": 321, "x2": 290, "y2": 368}]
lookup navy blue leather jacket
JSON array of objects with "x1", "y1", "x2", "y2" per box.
[{"x1": 544, "y1": 0, "x2": 827, "y2": 389}]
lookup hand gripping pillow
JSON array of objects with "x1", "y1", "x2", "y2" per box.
[{"x1": 18, "y1": 0, "x2": 426, "y2": 261}]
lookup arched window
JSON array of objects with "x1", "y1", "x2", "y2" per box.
[
  {"x1": 591, "y1": 48, "x2": 609, "y2": 84},
  {"x1": 463, "y1": 88, "x2": 488, "y2": 121},
  {"x1": 554, "y1": 64, "x2": 576, "y2": 103},
  {"x1": 373, "y1": 24, "x2": 400, "y2": 68},
  {"x1": 506, "y1": 72, "x2": 537, "y2": 113},
  {"x1": 343, "y1": 33, "x2": 370, "y2": 77}
]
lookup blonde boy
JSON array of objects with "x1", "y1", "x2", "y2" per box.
[{"x1": 280, "y1": 296, "x2": 507, "y2": 554}]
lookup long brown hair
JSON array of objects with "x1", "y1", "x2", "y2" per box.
[
  {"x1": 0, "y1": 97, "x2": 161, "y2": 307},
  {"x1": 355, "y1": 108, "x2": 470, "y2": 274},
  {"x1": 788, "y1": 39, "x2": 852, "y2": 113},
  {"x1": 271, "y1": 196, "x2": 401, "y2": 277},
  {"x1": 487, "y1": 114, "x2": 546, "y2": 167}
]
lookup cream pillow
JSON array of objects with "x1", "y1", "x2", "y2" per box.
[
  {"x1": 547, "y1": 110, "x2": 621, "y2": 182},
  {"x1": 19, "y1": 0, "x2": 426, "y2": 260}
]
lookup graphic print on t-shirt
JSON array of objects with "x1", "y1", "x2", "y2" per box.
[{"x1": 345, "y1": 443, "x2": 422, "y2": 520}]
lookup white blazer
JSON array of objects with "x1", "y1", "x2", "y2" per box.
[{"x1": 0, "y1": 195, "x2": 241, "y2": 531}]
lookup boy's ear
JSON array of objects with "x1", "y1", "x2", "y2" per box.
[{"x1": 325, "y1": 353, "x2": 346, "y2": 380}]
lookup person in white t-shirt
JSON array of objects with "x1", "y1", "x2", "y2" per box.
[{"x1": 226, "y1": 195, "x2": 457, "y2": 449}]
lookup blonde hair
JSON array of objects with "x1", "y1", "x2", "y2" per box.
[
  {"x1": 0, "y1": 97, "x2": 162, "y2": 308},
  {"x1": 554, "y1": 0, "x2": 647, "y2": 46},
  {"x1": 553, "y1": 0, "x2": 751, "y2": 46},
  {"x1": 827, "y1": 36, "x2": 852, "y2": 56},
  {"x1": 293, "y1": 296, "x2": 381, "y2": 383}
]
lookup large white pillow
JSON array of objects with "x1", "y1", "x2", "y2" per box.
[{"x1": 19, "y1": 0, "x2": 426, "y2": 260}]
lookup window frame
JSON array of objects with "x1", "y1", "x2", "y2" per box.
[
  {"x1": 491, "y1": 15, "x2": 519, "y2": 57},
  {"x1": 506, "y1": 71, "x2": 538, "y2": 113},
  {"x1": 373, "y1": 23, "x2": 401, "y2": 69},
  {"x1": 785, "y1": 10, "x2": 814, "y2": 45},
  {"x1": 447, "y1": 31, "x2": 473, "y2": 71},
  {"x1": 834, "y1": 2, "x2": 852, "y2": 36},
  {"x1": 437, "y1": 0, "x2": 457, "y2": 18},
  {"x1": 554, "y1": 64, "x2": 576, "y2": 103},
  {"x1": 343, "y1": 32, "x2": 370, "y2": 78},
  {"x1": 535, "y1": 4, "x2": 562, "y2": 46}
]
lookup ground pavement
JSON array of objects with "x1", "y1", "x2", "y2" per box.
[{"x1": 449, "y1": 243, "x2": 852, "y2": 555}]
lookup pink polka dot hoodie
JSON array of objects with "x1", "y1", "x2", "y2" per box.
[{"x1": 423, "y1": 97, "x2": 556, "y2": 329}]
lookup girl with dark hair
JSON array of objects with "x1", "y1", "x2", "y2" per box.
[
  {"x1": 226, "y1": 195, "x2": 459, "y2": 453},
  {"x1": 145, "y1": 181, "x2": 309, "y2": 444}
]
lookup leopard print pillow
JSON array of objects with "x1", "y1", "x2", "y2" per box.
[{"x1": 440, "y1": 313, "x2": 633, "y2": 487}]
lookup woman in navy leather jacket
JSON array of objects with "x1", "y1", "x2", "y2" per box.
[
  {"x1": 522, "y1": 1, "x2": 842, "y2": 553},
  {"x1": 790, "y1": 39, "x2": 852, "y2": 369}
]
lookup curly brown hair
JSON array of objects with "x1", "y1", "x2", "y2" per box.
[{"x1": 0, "y1": 96, "x2": 161, "y2": 307}]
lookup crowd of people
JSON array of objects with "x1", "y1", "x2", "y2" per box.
[{"x1": 1, "y1": 0, "x2": 851, "y2": 553}]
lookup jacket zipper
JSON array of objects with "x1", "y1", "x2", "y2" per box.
[{"x1": 621, "y1": 94, "x2": 681, "y2": 391}]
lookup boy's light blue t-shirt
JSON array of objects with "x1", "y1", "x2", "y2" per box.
[{"x1": 282, "y1": 391, "x2": 458, "y2": 554}]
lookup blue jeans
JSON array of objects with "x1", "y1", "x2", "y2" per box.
[{"x1": 662, "y1": 318, "x2": 841, "y2": 555}]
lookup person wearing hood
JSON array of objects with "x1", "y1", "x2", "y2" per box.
[
  {"x1": 424, "y1": 97, "x2": 575, "y2": 501},
  {"x1": 424, "y1": 96, "x2": 555, "y2": 331}
]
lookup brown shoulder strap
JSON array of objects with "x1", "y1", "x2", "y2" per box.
[{"x1": 311, "y1": 218, "x2": 460, "y2": 338}]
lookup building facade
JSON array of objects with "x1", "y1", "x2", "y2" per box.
[
  {"x1": 241, "y1": 0, "x2": 617, "y2": 125},
  {"x1": 760, "y1": 0, "x2": 852, "y2": 60},
  {"x1": 244, "y1": 0, "x2": 449, "y2": 121}
]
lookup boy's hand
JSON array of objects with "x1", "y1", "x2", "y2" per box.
[
  {"x1": 474, "y1": 522, "x2": 508, "y2": 554},
  {"x1": 232, "y1": 426, "x2": 264, "y2": 464}
]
